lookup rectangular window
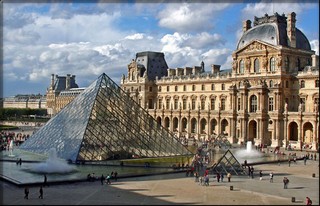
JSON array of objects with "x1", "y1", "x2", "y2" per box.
[
  {"x1": 192, "y1": 99, "x2": 196, "y2": 110},
  {"x1": 316, "y1": 80, "x2": 319, "y2": 88},
  {"x1": 174, "y1": 99, "x2": 178, "y2": 110},
  {"x1": 183, "y1": 85, "x2": 186, "y2": 91},
  {"x1": 149, "y1": 87, "x2": 152, "y2": 92},
  {"x1": 268, "y1": 97, "x2": 274, "y2": 111},
  {"x1": 166, "y1": 99, "x2": 170, "y2": 109},
  {"x1": 167, "y1": 86, "x2": 170, "y2": 92},
  {"x1": 201, "y1": 99, "x2": 205, "y2": 110},
  {"x1": 183, "y1": 99, "x2": 187, "y2": 110},
  {"x1": 221, "y1": 84, "x2": 225, "y2": 90},
  {"x1": 221, "y1": 99, "x2": 225, "y2": 110},
  {"x1": 201, "y1": 85, "x2": 205, "y2": 91},
  {"x1": 148, "y1": 99, "x2": 153, "y2": 109},
  {"x1": 210, "y1": 99, "x2": 215, "y2": 110},
  {"x1": 158, "y1": 99, "x2": 162, "y2": 109},
  {"x1": 238, "y1": 97, "x2": 241, "y2": 111},
  {"x1": 211, "y1": 84, "x2": 215, "y2": 91}
]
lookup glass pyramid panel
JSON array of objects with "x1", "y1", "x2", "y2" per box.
[{"x1": 20, "y1": 73, "x2": 193, "y2": 162}]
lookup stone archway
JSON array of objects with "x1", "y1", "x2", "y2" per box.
[
  {"x1": 164, "y1": 117, "x2": 170, "y2": 130},
  {"x1": 303, "y1": 122, "x2": 313, "y2": 143},
  {"x1": 221, "y1": 119, "x2": 229, "y2": 135},
  {"x1": 173, "y1": 117, "x2": 179, "y2": 132},
  {"x1": 248, "y1": 120, "x2": 257, "y2": 143},
  {"x1": 191, "y1": 118, "x2": 197, "y2": 134},
  {"x1": 200, "y1": 118, "x2": 207, "y2": 134},
  {"x1": 181, "y1": 117, "x2": 188, "y2": 133},
  {"x1": 288, "y1": 122, "x2": 298, "y2": 141},
  {"x1": 210, "y1": 119, "x2": 217, "y2": 135},
  {"x1": 156, "y1": 117, "x2": 162, "y2": 127}
]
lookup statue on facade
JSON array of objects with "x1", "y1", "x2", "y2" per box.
[{"x1": 285, "y1": 102, "x2": 288, "y2": 112}]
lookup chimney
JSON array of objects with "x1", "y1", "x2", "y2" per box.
[
  {"x1": 211, "y1": 64, "x2": 221, "y2": 74},
  {"x1": 312, "y1": 54, "x2": 319, "y2": 67},
  {"x1": 51, "y1": 74, "x2": 55, "y2": 89},
  {"x1": 243, "y1": 20, "x2": 252, "y2": 33},
  {"x1": 287, "y1": 12, "x2": 296, "y2": 48},
  {"x1": 66, "y1": 74, "x2": 71, "y2": 90}
]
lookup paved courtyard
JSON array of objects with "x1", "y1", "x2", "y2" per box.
[{"x1": 1, "y1": 155, "x2": 319, "y2": 205}]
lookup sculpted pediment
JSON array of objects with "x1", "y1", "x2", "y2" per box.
[{"x1": 235, "y1": 40, "x2": 279, "y2": 55}]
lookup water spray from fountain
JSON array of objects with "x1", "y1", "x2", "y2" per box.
[
  {"x1": 234, "y1": 141, "x2": 263, "y2": 163},
  {"x1": 30, "y1": 148, "x2": 76, "y2": 174}
]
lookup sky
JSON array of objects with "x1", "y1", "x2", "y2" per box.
[{"x1": 2, "y1": 0, "x2": 319, "y2": 98}]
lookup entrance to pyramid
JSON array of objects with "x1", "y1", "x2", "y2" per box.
[{"x1": 20, "y1": 73, "x2": 194, "y2": 167}]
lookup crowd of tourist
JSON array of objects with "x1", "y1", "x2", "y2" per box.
[{"x1": 0, "y1": 130, "x2": 30, "y2": 151}]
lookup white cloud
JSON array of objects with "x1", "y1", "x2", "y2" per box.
[
  {"x1": 158, "y1": 3, "x2": 230, "y2": 32},
  {"x1": 241, "y1": 1, "x2": 315, "y2": 21},
  {"x1": 125, "y1": 33, "x2": 145, "y2": 40},
  {"x1": 310, "y1": 39, "x2": 319, "y2": 55}
]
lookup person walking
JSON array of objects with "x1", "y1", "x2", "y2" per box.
[
  {"x1": 306, "y1": 196, "x2": 312, "y2": 205},
  {"x1": 38, "y1": 186, "x2": 43, "y2": 199},
  {"x1": 283, "y1": 177, "x2": 289, "y2": 189},
  {"x1": 106, "y1": 174, "x2": 111, "y2": 185},
  {"x1": 24, "y1": 186, "x2": 29, "y2": 199},
  {"x1": 114, "y1": 171, "x2": 118, "y2": 181},
  {"x1": 227, "y1": 172, "x2": 231, "y2": 182},
  {"x1": 221, "y1": 173, "x2": 224, "y2": 182},
  {"x1": 100, "y1": 174, "x2": 105, "y2": 185},
  {"x1": 304, "y1": 156, "x2": 307, "y2": 165},
  {"x1": 269, "y1": 172, "x2": 273, "y2": 183},
  {"x1": 288, "y1": 159, "x2": 291, "y2": 167},
  {"x1": 259, "y1": 170, "x2": 263, "y2": 180}
]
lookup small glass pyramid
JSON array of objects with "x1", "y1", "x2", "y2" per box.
[{"x1": 20, "y1": 73, "x2": 193, "y2": 163}]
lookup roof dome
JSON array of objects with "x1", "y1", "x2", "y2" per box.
[{"x1": 237, "y1": 13, "x2": 311, "y2": 51}]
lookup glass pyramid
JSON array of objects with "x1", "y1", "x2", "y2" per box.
[
  {"x1": 20, "y1": 73, "x2": 193, "y2": 163},
  {"x1": 209, "y1": 149, "x2": 247, "y2": 176}
]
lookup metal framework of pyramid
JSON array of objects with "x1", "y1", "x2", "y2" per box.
[
  {"x1": 213, "y1": 134, "x2": 232, "y2": 149},
  {"x1": 20, "y1": 73, "x2": 193, "y2": 163},
  {"x1": 209, "y1": 149, "x2": 247, "y2": 176}
]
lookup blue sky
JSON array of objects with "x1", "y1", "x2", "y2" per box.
[{"x1": 2, "y1": 0, "x2": 319, "y2": 97}]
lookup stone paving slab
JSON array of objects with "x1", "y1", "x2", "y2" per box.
[{"x1": 1, "y1": 158, "x2": 318, "y2": 205}]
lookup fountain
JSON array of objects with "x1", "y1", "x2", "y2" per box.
[
  {"x1": 8, "y1": 139, "x2": 15, "y2": 157},
  {"x1": 30, "y1": 148, "x2": 76, "y2": 174},
  {"x1": 234, "y1": 141, "x2": 263, "y2": 163}
]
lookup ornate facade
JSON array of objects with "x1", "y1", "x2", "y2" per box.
[{"x1": 120, "y1": 12, "x2": 319, "y2": 151}]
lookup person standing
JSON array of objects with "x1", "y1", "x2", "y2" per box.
[
  {"x1": 259, "y1": 170, "x2": 263, "y2": 180},
  {"x1": 221, "y1": 173, "x2": 224, "y2": 182},
  {"x1": 44, "y1": 174, "x2": 48, "y2": 187},
  {"x1": 227, "y1": 172, "x2": 231, "y2": 182},
  {"x1": 269, "y1": 172, "x2": 273, "y2": 183},
  {"x1": 304, "y1": 156, "x2": 307, "y2": 165},
  {"x1": 38, "y1": 186, "x2": 43, "y2": 199},
  {"x1": 24, "y1": 186, "x2": 29, "y2": 199}
]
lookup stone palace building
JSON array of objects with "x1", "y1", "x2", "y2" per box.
[{"x1": 44, "y1": 12, "x2": 319, "y2": 151}]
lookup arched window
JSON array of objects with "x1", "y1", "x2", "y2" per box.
[
  {"x1": 254, "y1": 58, "x2": 260, "y2": 73},
  {"x1": 285, "y1": 56, "x2": 290, "y2": 72},
  {"x1": 269, "y1": 80, "x2": 273, "y2": 87},
  {"x1": 270, "y1": 57, "x2": 275, "y2": 72},
  {"x1": 250, "y1": 95, "x2": 257, "y2": 112},
  {"x1": 239, "y1": 60, "x2": 244, "y2": 74}
]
